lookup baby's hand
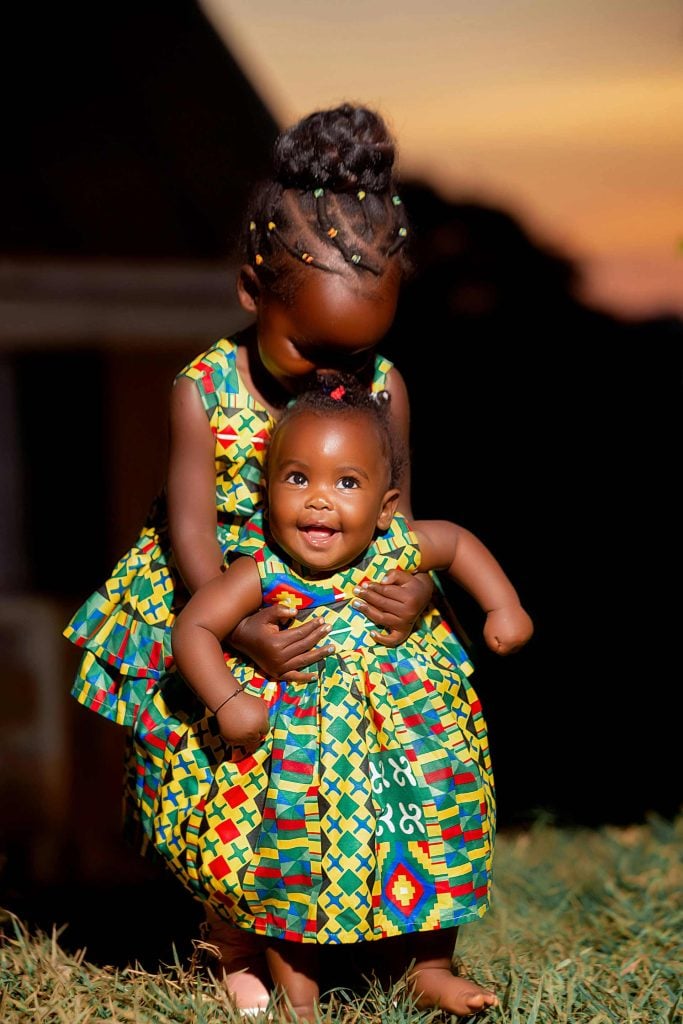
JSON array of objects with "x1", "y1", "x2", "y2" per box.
[
  {"x1": 483, "y1": 605, "x2": 534, "y2": 655},
  {"x1": 215, "y1": 692, "x2": 269, "y2": 754},
  {"x1": 229, "y1": 605, "x2": 333, "y2": 681},
  {"x1": 352, "y1": 569, "x2": 433, "y2": 647}
]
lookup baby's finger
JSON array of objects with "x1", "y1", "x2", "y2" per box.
[{"x1": 227, "y1": 733, "x2": 263, "y2": 757}]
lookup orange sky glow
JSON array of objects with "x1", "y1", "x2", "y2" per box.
[{"x1": 201, "y1": 0, "x2": 682, "y2": 320}]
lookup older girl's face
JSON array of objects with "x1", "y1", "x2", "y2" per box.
[{"x1": 242, "y1": 265, "x2": 400, "y2": 393}]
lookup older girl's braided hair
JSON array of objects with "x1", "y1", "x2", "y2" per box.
[{"x1": 244, "y1": 104, "x2": 410, "y2": 295}]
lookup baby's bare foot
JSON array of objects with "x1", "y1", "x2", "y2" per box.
[{"x1": 411, "y1": 967, "x2": 498, "y2": 1016}]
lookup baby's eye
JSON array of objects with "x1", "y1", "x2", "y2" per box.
[
  {"x1": 285, "y1": 471, "x2": 308, "y2": 486},
  {"x1": 338, "y1": 476, "x2": 360, "y2": 490}
]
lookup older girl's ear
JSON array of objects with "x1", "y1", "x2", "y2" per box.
[{"x1": 236, "y1": 264, "x2": 262, "y2": 314}]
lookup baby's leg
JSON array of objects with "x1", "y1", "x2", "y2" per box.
[
  {"x1": 265, "y1": 938, "x2": 319, "y2": 1023},
  {"x1": 405, "y1": 927, "x2": 498, "y2": 1016},
  {"x1": 202, "y1": 908, "x2": 272, "y2": 1011}
]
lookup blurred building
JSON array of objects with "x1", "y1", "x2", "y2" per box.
[{"x1": 0, "y1": 2, "x2": 277, "y2": 944}]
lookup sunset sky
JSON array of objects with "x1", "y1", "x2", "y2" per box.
[{"x1": 201, "y1": 0, "x2": 682, "y2": 319}]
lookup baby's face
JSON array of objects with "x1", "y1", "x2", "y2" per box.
[{"x1": 266, "y1": 410, "x2": 399, "y2": 573}]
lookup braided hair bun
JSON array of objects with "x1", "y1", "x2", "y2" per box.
[{"x1": 273, "y1": 104, "x2": 396, "y2": 193}]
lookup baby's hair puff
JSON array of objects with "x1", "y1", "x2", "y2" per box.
[
  {"x1": 245, "y1": 104, "x2": 410, "y2": 297},
  {"x1": 267, "y1": 372, "x2": 407, "y2": 489}
]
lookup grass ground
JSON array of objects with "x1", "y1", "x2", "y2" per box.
[{"x1": 1, "y1": 814, "x2": 680, "y2": 1023}]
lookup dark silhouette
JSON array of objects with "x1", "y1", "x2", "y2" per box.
[
  {"x1": 1, "y1": 3, "x2": 277, "y2": 258},
  {"x1": 385, "y1": 180, "x2": 682, "y2": 829}
]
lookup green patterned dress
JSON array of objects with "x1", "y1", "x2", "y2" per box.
[
  {"x1": 152, "y1": 512, "x2": 495, "y2": 943},
  {"x1": 63, "y1": 335, "x2": 473, "y2": 845}
]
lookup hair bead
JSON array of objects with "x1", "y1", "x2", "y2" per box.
[{"x1": 245, "y1": 105, "x2": 409, "y2": 284}]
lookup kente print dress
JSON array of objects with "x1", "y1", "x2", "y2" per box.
[
  {"x1": 152, "y1": 511, "x2": 495, "y2": 943},
  {"x1": 63, "y1": 335, "x2": 471, "y2": 847}
]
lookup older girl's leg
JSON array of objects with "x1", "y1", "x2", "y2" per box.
[
  {"x1": 406, "y1": 927, "x2": 498, "y2": 1016},
  {"x1": 265, "y1": 939, "x2": 319, "y2": 1022}
]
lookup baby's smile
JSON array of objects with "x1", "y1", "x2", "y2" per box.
[{"x1": 298, "y1": 522, "x2": 340, "y2": 547}]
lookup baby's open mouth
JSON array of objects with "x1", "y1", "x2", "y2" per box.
[{"x1": 300, "y1": 525, "x2": 339, "y2": 543}]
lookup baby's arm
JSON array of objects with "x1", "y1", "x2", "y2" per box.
[
  {"x1": 351, "y1": 366, "x2": 435, "y2": 644},
  {"x1": 171, "y1": 557, "x2": 269, "y2": 752},
  {"x1": 414, "y1": 520, "x2": 533, "y2": 655}
]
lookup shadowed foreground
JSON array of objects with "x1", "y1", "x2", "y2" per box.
[{"x1": 1, "y1": 814, "x2": 680, "y2": 1023}]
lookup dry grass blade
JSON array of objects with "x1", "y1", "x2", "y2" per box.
[{"x1": 1, "y1": 814, "x2": 680, "y2": 1023}]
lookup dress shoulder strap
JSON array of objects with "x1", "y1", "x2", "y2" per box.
[
  {"x1": 353, "y1": 512, "x2": 421, "y2": 579},
  {"x1": 371, "y1": 351, "x2": 394, "y2": 393},
  {"x1": 175, "y1": 337, "x2": 243, "y2": 418}
]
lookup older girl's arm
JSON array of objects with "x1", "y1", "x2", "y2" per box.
[{"x1": 166, "y1": 377, "x2": 224, "y2": 593}]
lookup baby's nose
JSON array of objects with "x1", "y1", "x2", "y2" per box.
[{"x1": 307, "y1": 492, "x2": 333, "y2": 509}]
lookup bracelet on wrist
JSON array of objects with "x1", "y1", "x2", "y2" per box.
[{"x1": 211, "y1": 684, "x2": 246, "y2": 715}]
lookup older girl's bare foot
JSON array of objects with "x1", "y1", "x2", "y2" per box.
[
  {"x1": 200, "y1": 912, "x2": 271, "y2": 1011},
  {"x1": 411, "y1": 966, "x2": 498, "y2": 1016}
]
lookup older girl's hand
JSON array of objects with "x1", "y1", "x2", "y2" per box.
[
  {"x1": 229, "y1": 605, "x2": 334, "y2": 682},
  {"x1": 351, "y1": 570, "x2": 434, "y2": 646}
]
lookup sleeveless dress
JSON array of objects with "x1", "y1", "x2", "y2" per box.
[
  {"x1": 63, "y1": 334, "x2": 472, "y2": 845},
  {"x1": 151, "y1": 512, "x2": 495, "y2": 944}
]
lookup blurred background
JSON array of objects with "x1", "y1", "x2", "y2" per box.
[{"x1": 1, "y1": 0, "x2": 680, "y2": 970}]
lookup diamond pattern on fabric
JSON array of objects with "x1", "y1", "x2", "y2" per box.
[
  {"x1": 148, "y1": 512, "x2": 495, "y2": 943},
  {"x1": 62, "y1": 334, "x2": 491, "y2": 942}
]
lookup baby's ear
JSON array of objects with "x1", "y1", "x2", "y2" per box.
[
  {"x1": 376, "y1": 488, "x2": 400, "y2": 531},
  {"x1": 236, "y1": 264, "x2": 262, "y2": 313}
]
